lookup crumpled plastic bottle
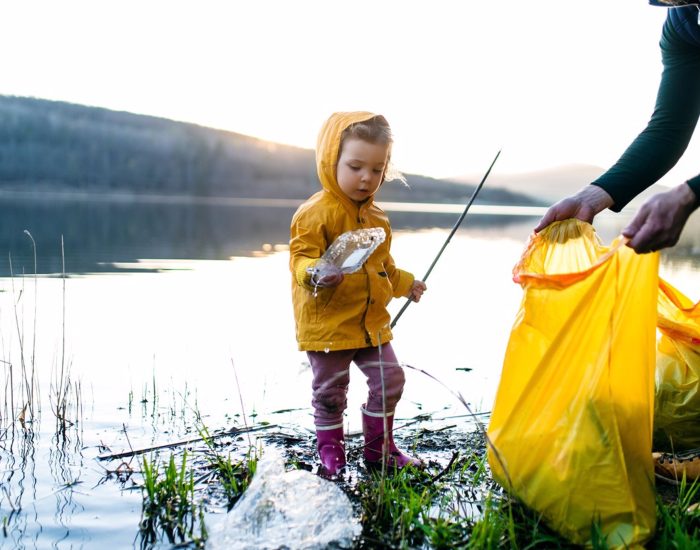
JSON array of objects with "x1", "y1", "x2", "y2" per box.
[
  {"x1": 206, "y1": 447, "x2": 361, "y2": 550},
  {"x1": 306, "y1": 227, "x2": 386, "y2": 285}
]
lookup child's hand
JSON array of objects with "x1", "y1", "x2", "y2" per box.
[
  {"x1": 316, "y1": 271, "x2": 344, "y2": 287},
  {"x1": 310, "y1": 262, "x2": 344, "y2": 288},
  {"x1": 407, "y1": 280, "x2": 427, "y2": 302}
]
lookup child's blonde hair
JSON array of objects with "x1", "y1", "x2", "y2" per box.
[{"x1": 339, "y1": 115, "x2": 406, "y2": 185}]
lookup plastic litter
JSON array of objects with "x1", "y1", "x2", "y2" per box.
[
  {"x1": 307, "y1": 227, "x2": 385, "y2": 285},
  {"x1": 207, "y1": 447, "x2": 360, "y2": 550},
  {"x1": 654, "y1": 278, "x2": 700, "y2": 452},
  {"x1": 488, "y1": 219, "x2": 659, "y2": 548}
]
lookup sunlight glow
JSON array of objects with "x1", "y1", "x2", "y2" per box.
[{"x1": 3, "y1": 0, "x2": 698, "y2": 184}]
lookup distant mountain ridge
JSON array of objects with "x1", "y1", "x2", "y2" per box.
[
  {"x1": 452, "y1": 163, "x2": 609, "y2": 203},
  {"x1": 453, "y1": 163, "x2": 669, "y2": 207},
  {"x1": 0, "y1": 96, "x2": 540, "y2": 206}
]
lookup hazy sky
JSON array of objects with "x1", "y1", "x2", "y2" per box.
[{"x1": 3, "y1": 0, "x2": 697, "y2": 185}]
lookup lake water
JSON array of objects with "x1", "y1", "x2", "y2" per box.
[{"x1": 0, "y1": 197, "x2": 698, "y2": 548}]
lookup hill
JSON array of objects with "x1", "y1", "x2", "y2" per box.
[
  {"x1": 453, "y1": 163, "x2": 669, "y2": 207},
  {"x1": 0, "y1": 96, "x2": 540, "y2": 206},
  {"x1": 453, "y1": 163, "x2": 606, "y2": 203}
]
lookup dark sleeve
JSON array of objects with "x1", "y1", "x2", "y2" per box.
[
  {"x1": 592, "y1": 17, "x2": 700, "y2": 211},
  {"x1": 686, "y1": 173, "x2": 700, "y2": 199}
]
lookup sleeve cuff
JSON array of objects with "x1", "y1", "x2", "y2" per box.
[
  {"x1": 686, "y1": 175, "x2": 700, "y2": 207},
  {"x1": 392, "y1": 269, "x2": 415, "y2": 299},
  {"x1": 294, "y1": 258, "x2": 318, "y2": 290}
]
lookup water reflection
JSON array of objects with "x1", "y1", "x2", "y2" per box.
[
  {"x1": 48, "y1": 428, "x2": 84, "y2": 543},
  {"x1": 1, "y1": 197, "x2": 553, "y2": 276},
  {"x1": 1, "y1": 429, "x2": 39, "y2": 549},
  {"x1": 3, "y1": 196, "x2": 698, "y2": 276},
  {"x1": 1, "y1": 198, "x2": 297, "y2": 275}
]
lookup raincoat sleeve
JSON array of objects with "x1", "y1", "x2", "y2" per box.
[
  {"x1": 289, "y1": 217, "x2": 327, "y2": 291},
  {"x1": 383, "y1": 236, "x2": 414, "y2": 298},
  {"x1": 387, "y1": 262, "x2": 414, "y2": 299}
]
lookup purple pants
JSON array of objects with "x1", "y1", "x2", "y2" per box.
[{"x1": 307, "y1": 342, "x2": 405, "y2": 429}]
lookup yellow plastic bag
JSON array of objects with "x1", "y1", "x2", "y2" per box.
[
  {"x1": 653, "y1": 278, "x2": 700, "y2": 452},
  {"x1": 487, "y1": 219, "x2": 658, "y2": 547}
]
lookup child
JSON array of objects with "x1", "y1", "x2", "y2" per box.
[{"x1": 289, "y1": 111, "x2": 427, "y2": 475}]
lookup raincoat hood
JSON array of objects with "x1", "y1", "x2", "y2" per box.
[
  {"x1": 316, "y1": 111, "x2": 378, "y2": 210},
  {"x1": 288, "y1": 111, "x2": 414, "y2": 352}
]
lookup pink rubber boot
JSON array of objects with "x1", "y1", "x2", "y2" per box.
[
  {"x1": 361, "y1": 405, "x2": 422, "y2": 469},
  {"x1": 316, "y1": 426, "x2": 346, "y2": 475}
]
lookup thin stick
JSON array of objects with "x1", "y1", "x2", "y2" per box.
[
  {"x1": 400, "y1": 361, "x2": 513, "y2": 489},
  {"x1": 391, "y1": 149, "x2": 501, "y2": 328},
  {"x1": 97, "y1": 424, "x2": 275, "y2": 461},
  {"x1": 231, "y1": 358, "x2": 253, "y2": 450},
  {"x1": 8, "y1": 253, "x2": 28, "y2": 423},
  {"x1": 7, "y1": 253, "x2": 15, "y2": 424},
  {"x1": 378, "y1": 336, "x2": 388, "y2": 477},
  {"x1": 429, "y1": 451, "x2": 459, "y2": 484},
  {"x1": 55, "y1": 235, "x2": 67, "y2": 428},
  {"x1": 24, "y1": 231, "x2": 38, "y2": 418}
]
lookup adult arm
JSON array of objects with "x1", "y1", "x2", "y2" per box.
[
  {"x1": 592, "y1": 18, "x2": 700, "y2": 211},
  {"x1": 536, "y1": 17, "x2": 700, "y2": 234}
]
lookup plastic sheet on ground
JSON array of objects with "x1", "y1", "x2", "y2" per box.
[
  {"x1": 487, "y1": 219, "x2": 658, "y2": 548},
  {"x1": 207, "y1": 447, "x2": 361, "y2": 550}
]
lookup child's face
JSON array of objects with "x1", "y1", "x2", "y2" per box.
[{"x1": 336, "y1": 137, "x2": 390, "y2": 203}]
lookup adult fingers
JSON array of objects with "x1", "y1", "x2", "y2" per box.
[
  {"x1": 534, "y1": 198, "x2": 588, "y2": 233},
  {"x1": 626, "y1": 226, "x2": 661, "y2": 254},
  {"x1": 621, "y1": 204, "x2": 649, "y2": 239},
  {"x1": 625, "y1": 208, "x2": 675, "y2": 253},
  {"x1": 534, "y1": 209, "x2": 556, "y2": 233}
]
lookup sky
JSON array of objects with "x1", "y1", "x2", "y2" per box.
[{"x1": 2, "y1": 0, "x2": 698, "y2": 185}]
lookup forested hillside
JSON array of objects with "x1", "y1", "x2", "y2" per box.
[{"x1": 0, "y1": 96, "x2": 538, "y2": 205}]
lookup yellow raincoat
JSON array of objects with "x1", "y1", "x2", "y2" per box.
[{"x1": 289, "y1": 112, "x2": 414, "y2": 351}]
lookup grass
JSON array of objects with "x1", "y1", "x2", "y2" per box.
[
  {"x1": 0, "y1": 233, "x2": 81, "y2": 435},
  {"x1": 198, "y1": 423, "x2": 259, "y2": 510},
  {"x1": 359, "y1": 466, "x2": 435, "y2": 547},
  {"x1": 133, "y1": 409, "x2": 261, "y2": 547},
  {"x1": 126, "y1": 406, "x2": 700, "y2": 550},
  {"x1": 139, "y1": 450, "x2": 206, "y2": 547},
  {"x1": 355, "y1": 434, "x2": 700, "y2": 550},
  {"x1": 355, "y1": 444, "x2": 572, "y2": 550},
  {"x1": 652, "y1": 475, "x2": 700, "y2": 549}
]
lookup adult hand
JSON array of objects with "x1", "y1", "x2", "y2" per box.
[
  {"x1": 534, "y1": 185, "x2": 614, "y2": 233},
  {"x1": 622, "y1": 183, "x2": 698, "y2": 253}
]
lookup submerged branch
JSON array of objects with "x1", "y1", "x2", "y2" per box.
[{"x1": 97, "y1": 423, "x2": 276, "y2": 461}]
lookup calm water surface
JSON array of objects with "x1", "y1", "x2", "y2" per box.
[{"x1": 0, "y1": 199, "x2": 698, "y2": 548}]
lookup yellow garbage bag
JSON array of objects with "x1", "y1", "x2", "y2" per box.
[
  {"x1": 653, "y1": 278, "x2": 700, "y2": 452},
  {"x1": 487, "y1": 219, "x2": 658, "y2": 547}
]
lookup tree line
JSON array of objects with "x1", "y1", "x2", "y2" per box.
[{"x1": 0, "y1": 95, "x2": 537, "y2": 205}]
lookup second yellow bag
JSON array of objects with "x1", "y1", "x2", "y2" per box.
[
  {"x1": 488, "y1": 220, "x2": 658, "y2": 547},
  {"x1": 654, "y1": 278, "x2": 700, "y2": 452}
]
